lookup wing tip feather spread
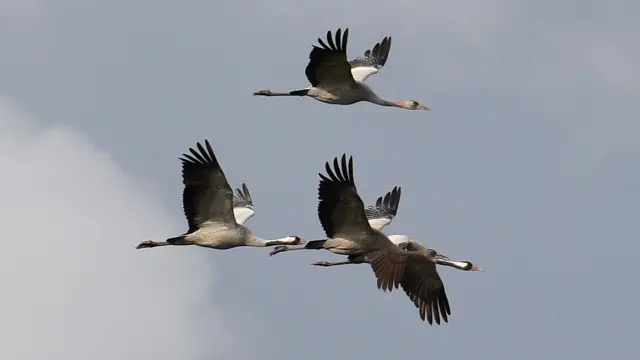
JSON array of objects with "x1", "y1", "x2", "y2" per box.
[
  {"x1": 376, "y1": 253, "x2": 451, "y2": 326},
  {"x1": 316, "y1": 153, "x2": 364, "y2": 238},
  {"x1": 306, "y1": 28, "x2": 355, "y2": 86},
  {"x1": 364, "y1": 185, "x2": 402, "y2": 224},
  {"x1": 233, "y1": 183, "x2": 254, "y2": 209}
]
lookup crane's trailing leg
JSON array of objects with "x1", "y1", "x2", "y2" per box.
[
  {"x1": 268, "y1": 239, "x2": 327, "y2": 256},
  {"x1": 253, "y1": 89, "x2": 309, "y2": 97},
  {"x1": 136, "y1": 240, "x2": 170, "y2": 249},
  {"x1": 312, "y1": 254, "x2": 368, "y2": 267},
  {"x1": 135, "y1": 236, "x2": 186, "y2": 250},
  {"x1": 312, "y1": 260, "x2": 356, "y2": 267}
]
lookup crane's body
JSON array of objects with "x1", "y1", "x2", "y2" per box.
[{"x1": 175, "y1": 223, "x2": 256, "y2": 250}]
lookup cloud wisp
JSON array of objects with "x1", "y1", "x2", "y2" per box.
[{"x1": 0, "y1": 98, "x2": 231, "y2": 359}]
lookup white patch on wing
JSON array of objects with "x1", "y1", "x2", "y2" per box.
[
  {"x1": 387, "y1": 234, "x2": 410, "y2": 246},
  {"x1": 233, "y1": 207, "x2": 255, "y2": 226},
  {"x1": 368, "y1": 216, "x2": 392, "y2": 230},
  {"x1": 351, "y1": 66, "x2": 379, "y2": 83}
]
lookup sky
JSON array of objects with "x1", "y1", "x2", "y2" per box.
[{"x1": 0, "y1": 1, "x2": 638, "y2": 359}]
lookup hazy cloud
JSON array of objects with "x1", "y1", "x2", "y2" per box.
[{"x1": 0, "y1": 98, "x2": 232, "y2": 360}]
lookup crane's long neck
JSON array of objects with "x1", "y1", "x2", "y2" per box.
[
  {"x1": 366, "y1": 92, "x2": 404, "y2": 108},
  {"x1": 245, "y1": 234, "x2": 300, "y2": 247}
]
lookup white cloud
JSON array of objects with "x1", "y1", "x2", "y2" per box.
[{"x1": 0, "y1": 98, "x2": 231, "y2": 359}]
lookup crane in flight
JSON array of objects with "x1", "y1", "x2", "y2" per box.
[{"x1": 253, "y1": 28, "x2": 429, "y2": 111}]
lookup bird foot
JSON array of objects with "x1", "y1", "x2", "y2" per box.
[
  {"x1": 253, "y1": 89, "x2": 272, "y2": 96},
  {"x1": 311, "y1": 261, "x2": 330, "y2": 267},
  {"x1": 136, "y1": 240, "x2": 155, "y2": 249},
  {"x1": 269, "y1": 245, "x2": 289, "y2": 257}
]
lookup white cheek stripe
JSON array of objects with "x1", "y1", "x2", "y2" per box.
[{"x1": 449, "y1": 261, "x2": 469, "y2": 268}]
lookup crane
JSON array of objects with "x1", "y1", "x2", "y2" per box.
[
  {"x1": 253, "y1": 28, "x2": 429, "y2": 111},
  {"x1": 135, "y1": 140, "x2": 303, "y2": 251},
  {"x1": 308, "y1": 186, "x2": 484, "y2": 272},
  {"x1": 269, "y1": 154, "x2": 452, "y2": 325}
]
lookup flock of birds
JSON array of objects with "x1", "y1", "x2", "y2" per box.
[{"x1": 136, "y1": 28, "x2": 483, "y2": 326}]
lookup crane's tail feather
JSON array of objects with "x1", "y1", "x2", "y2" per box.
[{"x1": 166, "y1": 236, "x2": 187, "y2": 245}]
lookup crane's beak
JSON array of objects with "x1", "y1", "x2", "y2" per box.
[{"x1": 471, "y1": 265, "x2": 484, "y2": 272}]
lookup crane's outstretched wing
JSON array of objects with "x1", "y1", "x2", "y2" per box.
[
  {"x1": 364, "y1": 186, "x2": 401, "y2": 230},
  {"x1": 349, "y1": 36, "x2": 392, "y2": 83},
  {"x1": 233, "y1": 183, "x2": 255, "y2": 226},
  {"x1": 369, "y1": 250, "x2": 451, "y2": 325},
  {"x1": 179, "y1": 140, "x2": 237, "y2": 232},
  {"x1": 305, "y1": 28, "x2": 357, "y2": 87},
  {"x1": 317, "y1": 154, "x2": 374, "y2": 241},
  {"x1": 400, "y1": 257, "x2": 451, "y2": 325}
]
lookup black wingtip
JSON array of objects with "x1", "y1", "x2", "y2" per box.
[
  {"x1": 178, "y1": 139, "x2": 217, "y2": 166},
  {"x1": 320, "y1": 153, "x2": 355, "y2": 185},
  {"x1": 319, "y1": 28, "x2": 350, "y2": 51}
]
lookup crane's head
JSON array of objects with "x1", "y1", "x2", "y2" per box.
[
  {"x1": 395, "y1": 100, "x2": 429, "y2": 111},
  {"x1": 458, "y1": 261, "x2": 484, "y2": 272},
  {"x1": 424, "y1": 247, "x2": 450, "y2": 261}
]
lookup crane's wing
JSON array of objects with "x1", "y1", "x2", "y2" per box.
[
  {"x1": 369, "y1": 251, "x2": 451, "y2": 325},
  {"x1": 179, "y1": 140, "x2": 237, "y2": 232},
  {"x1": 305, "y1": 28, "x2": 357, "y2": 87},
  {"x1": 400, "y1": 256, "x2": 451, "y2": 325},
  {"x1": 233, "y1": 183, "x2": 255, "y2": 226},
  {"x1": 317, "y1": 154, "x2": 374, "y2": 240},
  {"x1": 364, "y1": 186, "x2": 401, "y2": 230},
  {"x1": 349, "y1": 36, "x2": 392, "y2": 83}
]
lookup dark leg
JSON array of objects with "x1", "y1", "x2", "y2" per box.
[
  {"x1": 135, "y1": 240, "x2": 170, "y2": 249},
  {"x1": 311, "y1": 260, "x2": 357, "y2": 267},
  {"x1": 135, "y1": 236, "x2": 186, "y2": 250},
  {"x1": 253, "y1": 89, "x2": 309, "y2": 96}
]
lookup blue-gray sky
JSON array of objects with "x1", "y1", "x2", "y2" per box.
[{"x1": 1, "y1": 1, "x2": 638, "y2": 359}]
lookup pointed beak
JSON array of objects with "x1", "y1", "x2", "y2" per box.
[{"x1": 472, "y1": 265, "x2": 484, "y2": 272}]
